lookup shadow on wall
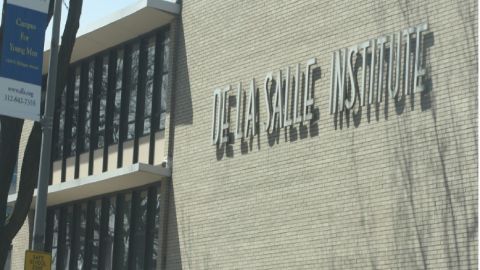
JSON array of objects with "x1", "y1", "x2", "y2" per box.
[
  {"x1": 345, "y1": 6, "x2": 477, "y2": 268},
  {"x1": 167, "y1": 3, "x2": 477, "y2": 269},
  {"x1": 390, "y1": 10, "x2": 477, "y2": 267},
  {"x1": 171, "y1": 19, "x2": 193, "y2": 127},
  {"x1": 164, "y1": 184, "x2": 183, "y2": 270},
  {"x1": 163, "y1": 18, "x2": 189, "y2": 270},
  {"x1": 166, "y1": 185, "x2": 224, "y2": 270},
  {"x1": 167, "y1": 18, "x2": 193, "y2": 164}
]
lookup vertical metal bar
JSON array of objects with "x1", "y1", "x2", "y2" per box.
[
  {"x1": 83, "y1": 200, "x2": 95, "y2": 269},
  {"x1": 62, "y1": 69, "x2": 75, "y2": 182},
  {"x1": 73, "y1": 66, "x2": 82, "y2": 179},
  {"x1": 31, "y1": 0, "x2": 62, "y2": 251},
  {"x1": 127, "y1": 191, "x2": 140, "y2": 269},
  {"x1": 69, "y1": 204, "x2": 80, "y2": 270},
  {"x1": 98, "y1": 197, "x2": 110, "y2": 269},
  {"x1": 56, "y1": 207, "x2": 67, "y2": 269},
  {"x1": 76, "y1": 62, "x2": 89, "y2": 179},
  {"x1": 44, "y1": 209, "x2": 54, "y2": 252}
]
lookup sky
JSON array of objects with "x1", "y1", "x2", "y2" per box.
[
  {"x1": 48, "y1": 0, "x2": 139, "y2": 47},
  {"x1": 1, "y1": 0, "x2": 140, "y2": 47}
]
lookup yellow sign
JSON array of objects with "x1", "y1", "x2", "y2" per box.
[{"x1": 24, "y1": 250, "x2": 51, "y2": 270}]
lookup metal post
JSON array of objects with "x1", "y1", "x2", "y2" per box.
[{"x1": 31, "y1": 0, "x2": 62, "y2": 251}]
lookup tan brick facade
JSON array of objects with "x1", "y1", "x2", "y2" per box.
[
  {"x1": 166, "y1": 0, "x2": 477, "y2": 269},
  {"x1": 9, "y1": 1, "x2": 477, "y2": 269}
]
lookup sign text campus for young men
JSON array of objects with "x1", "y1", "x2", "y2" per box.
[
  {"x1": 211, "y1": 22, "x2": 428, "y2": 146},
  {"x1": 0, "y1": 0, "x2": 49, "y2": 121}
]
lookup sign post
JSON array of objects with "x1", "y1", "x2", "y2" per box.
[
  {"x1": 0, "y1": 0, "x2": 60, "y2": 262},
  {"x1": 31, "y1": 0, "x2": 61, "y2": 253}
]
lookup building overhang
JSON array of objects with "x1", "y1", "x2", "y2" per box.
[
  {"x1": 42, "y1": 0, "x2": 180, "y2": 74},
  {"x1": 8, "y1": 163, "x2": 171, "y2": 208}
]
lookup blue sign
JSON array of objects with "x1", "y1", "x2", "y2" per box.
[
  {"x1": 0, "y1": 0, "x2": 49, "y2": 121},
  {"x1": 0, "y1": 4, "x2": 47, "y2": 84}
]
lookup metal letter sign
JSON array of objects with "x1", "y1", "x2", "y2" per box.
[
  {"x1": 210, "y1": 21, "x2": 429, "y2": 150},
  {"x1": 0, "y1": 0, "x2": 49, "y2": 121},
  {"x1": 24, "y1": 250, "x2": 52, "y2": 270}
]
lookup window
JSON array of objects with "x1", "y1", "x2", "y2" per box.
[
  {"x1": 114, "y1": 193, "x2": 131, "y2": 269},
  {"x1": 143, "y1": 37, "x2": 156, "y2": 135},
  {"x1": 46, "y1": 184, "x2": 162, "y2": 270},
  {"x1": 98, "y1": 55, "x2": 109, "y2": 148},
  {"x1": 127, "y1": 43, "x2": 140, "y2": 141},
  {"x1": 78, "y1": 203, "x2": 87, "y2": 268},
  {"x1": 71, "y1": 67, "x2": 81, "y2": 156},
  {"x1": 84, "y1": 61, "x2": 95, "y2": 152},
  {"x1": 158, "y1": 30, "x2": 170, "y2": 131},
  {"x1": 99, "y1": 197, "x2": 116, "y2": 269},
  {"x1": 8, "y1": 163, "x2": 17, "y2": 195},
  {"x1": 50, "y1": 27, "x2": 170, "y2": 169},
  {"x1": 112, "y1": 50, "x2": 124, "y2": 145},
  {"x1": 129, "y1": 190, "x2": 148, "y2": 268},
  {"x1": 48, "y1": 209, "x2": 59, "y2": 270},
  {"x1": 52, "y1": 87, "x2": 66, "y2": 160}
]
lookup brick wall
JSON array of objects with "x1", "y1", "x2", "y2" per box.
[{"x1": 167, "y1": 0, "x2": 477, "y2": 269}]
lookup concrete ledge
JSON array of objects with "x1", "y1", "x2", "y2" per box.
[
  {"x1": 43, "y1": 0, "x2": 180, "y2": 73},
  {"x1": 8, "y1": 163, "x2": 171, "y2": 208}
]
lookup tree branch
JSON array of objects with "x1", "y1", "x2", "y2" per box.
[{"x1": 0, "y1": 0, "x2": 83, "y2": 267}]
